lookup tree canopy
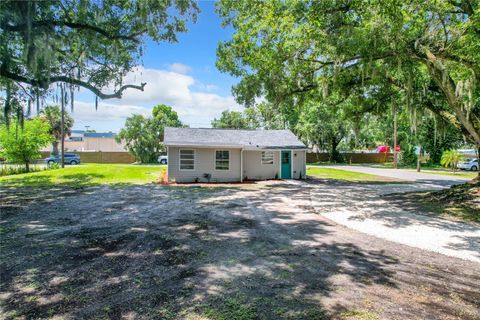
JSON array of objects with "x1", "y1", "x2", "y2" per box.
[
  {"x1": 0, "y1": 0, "x2": 198, "y2": 119},
  {"x1": 0, "y1": 118, "x2": 52, "y2": 171},
  {"x1": 216, "y1": 0, "x2": 480, "y2": 149},
  {"x1": 39, "y1": 105, "x2": 74, "y2": 156},
  {"x1": 117, "y1": 104, "x2": 184, "y2": 163},
  {"x1": 211, "y1": 110, "x2": 253, "y2": 129}
]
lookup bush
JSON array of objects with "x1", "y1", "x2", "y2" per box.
[
  {"x1": 400, "y1": 144, "x2": 417, "y2": 166},
  {"x1": 440, "y1": 150, "x2": 463, "y2": 173},
  {"x1": 0, "y1": 164, "x2": 47, "y2": 176}
]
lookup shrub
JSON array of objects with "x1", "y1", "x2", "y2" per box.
[
  {"x1": 156, "y1": 170, "x2": 169, "y2": 184},
  {"x1": 440, "y1": 150, "x2": 463, "y2": 173}
]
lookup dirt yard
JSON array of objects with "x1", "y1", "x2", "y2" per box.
[{"x1": 1, "y1": 181, "x2": 479, "y2": 319}]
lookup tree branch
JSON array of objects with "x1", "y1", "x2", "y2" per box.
[
  {"x1": 1, "y1": 19, "x2": 146, "y2": 42},
  {"x1": 296, "y1": 53, "x2": 394, "y2": 70},
  {"x1": 0, "y1": 64, "x2": 146, "y2": 99}
]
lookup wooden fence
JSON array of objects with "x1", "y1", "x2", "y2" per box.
[
  {"x1": 306, "y1": 152, "x2": 393, "y2": 164},
  {"x1": 38, "y1": 151, "x2": 392, "y2": 164},
  {"x1": 40, "y1": 151, "x2": 135, "y2": 164}
]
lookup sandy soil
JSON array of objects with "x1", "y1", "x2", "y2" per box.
[{"x1": 1, "y1": 181, "x2": 479, "y2": 319}]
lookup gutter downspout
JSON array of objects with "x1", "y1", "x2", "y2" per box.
[
  {"x1": 166, "y1": 146, "x2": 169, "y2": 181},
  {"x1": 240, "y1": 149, "x2": 244, "y2": 182}
]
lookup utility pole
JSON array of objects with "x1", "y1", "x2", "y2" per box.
[
  {"x1": 417, "y1": 146, "x2": 422, "y2": 172},
  {"x1": 61, "y1": 85, "x2": 65, "y2": 168},
  {"x1": 393, "y1": 102, "x2": 397, "y2": 169}
]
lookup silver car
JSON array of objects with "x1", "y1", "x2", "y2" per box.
[
  {"x1": 45, "y1": 154, "x2": 81, "y2": 165},
  {"x1": 457, "y1": 158, "x2": 478, "y2": 171}
]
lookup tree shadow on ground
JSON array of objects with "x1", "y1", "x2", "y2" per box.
[{"x1": 0, "y1": 182, "x2": 479, "y2": 319}]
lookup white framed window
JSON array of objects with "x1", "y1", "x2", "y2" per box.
[
  {"x1": 261, "y1": 151, "x2": 274, "y2": 164},
  {"x1": 179, "y1": 149, "x2": 195, "y2": 170},
  {"x1": 215, "y1": 150, "x2": 230, "y2": 170}
]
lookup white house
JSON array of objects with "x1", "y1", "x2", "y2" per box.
[{"x1": 164, "y1": 127, "x2": 307, "y2": 183}]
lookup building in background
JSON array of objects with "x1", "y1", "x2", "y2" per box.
[{"x1": 42, "y1": 130, "x2": 126, "y2": 152}]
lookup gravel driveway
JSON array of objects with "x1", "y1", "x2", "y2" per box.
[
  {"x1": 328, "y1": 165, "x2": 471, "y2": 187},
  {"x1": 308, "y1": 176, "x2": 480, "y2": 263},
  {"x1": 1, "y1": 182, "x2": 479, "y2": 319}
]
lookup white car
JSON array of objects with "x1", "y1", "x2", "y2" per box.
[
  {"x1": 158, "y1": 155, "x2": 168, "y2": 164},
  {"x1": 457, "y1": 158, "x2": 478, "y2": 171}
]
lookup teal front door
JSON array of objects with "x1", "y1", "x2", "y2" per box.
[{"x1": 281, "y1": 150, "x2": 291, "y2": 179}]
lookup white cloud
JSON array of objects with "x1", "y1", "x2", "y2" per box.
[
  {"x1": 167, "y1": 63, "x2": 192, "y2": 74},
  {"x1": 70, "y1": 100, "x2": 151, "y2": 132},
  {"x1": 69, "y1": 66, "x2": 242, "y2": 130},
  {"x1": 73, "y1": 100, "x2": 150, "y2": 120}
]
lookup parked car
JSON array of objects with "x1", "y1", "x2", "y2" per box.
[
  {"x1": 45, "y1": 154, "x2": 81, "y2": 165},
  {"x1": 457, "y1": 158, "x2": 478, "y2": 171},
  {"x1": 158, "y1": 155, "x2": 168, "y2": 164}
]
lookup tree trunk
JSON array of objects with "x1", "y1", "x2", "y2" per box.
[
  {"x1": 52, "y1": 141, "x2": 59, "y2": 156},
  {"x1": 61, "y1": 88, "x2": 65, "y2": 168},
  {"x1": 329, "y1": 138, "x2": 341, "y2": 163},
  {"x1": 476, "y1": 145, "x2": 480, "y2": 180},
  {"x1": 393, "y1": 102, "x2": 398, "y2": 169},
  {"x1": 416, "y1": 146, "x2": 421, "y2": 172},
  {"x1": 25, "y1": 161, "x2": 29, "y2": 173}
]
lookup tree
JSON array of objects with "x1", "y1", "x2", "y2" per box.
[
  {"x1": 117, "y1": 105, "x2": 184, "y2": 163},
  {"x1": 212, "y1": 105, "x2": 285, "y2": 129},
  {"x1": 441, "y1": 150, "x2": 463, "y2": 173},
  {"x1": 296, "y1": 98, "x2": 351, "y2": 162},
  {"x1": 244, "y1": 103, "x2": 285, "y2": 129},
  {"x1": 39, "y1": 105, "x2": 74, "y2": 156},
  {"x1": 216, "y1": 0, "x2": 480, "y2": 176},
  {"x1": 212, "y1": 110, "x2": 253, "y2": 129},
  {"x1": 0, "y1": 118, "x2": 51, "y2": 172},
  {"x1": 0, "y1": 0, "x2": 198, "y2": 120},
  {"x1": 418, "y1": 117, "x2": 464, "y2": 165}
]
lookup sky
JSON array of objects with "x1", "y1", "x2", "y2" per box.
[{"x1": 71, "y1": 1, "x2": 242, "y2": 132}]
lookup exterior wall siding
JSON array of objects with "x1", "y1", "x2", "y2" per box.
[
  {"x1": 292, "y1": 150, "x2": 306, "y2": 179},
  {"x1": 168, "y1": 147, "x2": 241, "y2": 182},
  {"x1": 243, "y1": 150, "x2": 280, "y2": 180}
]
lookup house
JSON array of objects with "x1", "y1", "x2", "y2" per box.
[{"x1": 164, "y1": 127, "x2": 307, "y2": 183}]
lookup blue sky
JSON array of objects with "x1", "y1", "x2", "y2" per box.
[{"x1": 72, "y1": 1, "x2": 241, "y2": 132}]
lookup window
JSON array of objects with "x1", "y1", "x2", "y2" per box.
[
  {"x1": 261, "y1": 151, "x2": 274, "y2": 164},
  {"x1": 179, "y1": 149, "x2": 195, "y2": 170},
  {"x1": 215, "y1": 150, "x2": 229, "y2": 170}
]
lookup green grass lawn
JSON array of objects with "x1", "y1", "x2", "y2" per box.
[
  {"x1": 306, "y1": 166, "x2": 401, "y2": 183},
  {"x1": 0, "y1": 164, "x2": 166, "y2": 187}
]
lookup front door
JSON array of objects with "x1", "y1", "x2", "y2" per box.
[{"x1": 281, "y1": 150, "x2": 291, "y2": 179}]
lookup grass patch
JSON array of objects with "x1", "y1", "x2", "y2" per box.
[
  {"x1": 340, "y1": 309, "x2": 379, "y2": 320},
  {"x1": 0, "y1": 163, "x2": 166, "y2": 187},
  {"x1": 423, "y1": 183, "x2": 479, "y2": 222},
  {"x1": 393, "y1": 183, "x2": 480, "y2": 223},
  {"x1": 306, "y1": 166, "x2": 401, "y2": 183},
  {"x1": 196, "y1": 297, "x2": 257, "y2": 320}
]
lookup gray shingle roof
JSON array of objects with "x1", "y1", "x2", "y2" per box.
[{"x1": 164, "y1": 127, "x2": 306, "y2": 149}]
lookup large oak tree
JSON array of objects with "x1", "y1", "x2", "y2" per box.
[
  {"x1": 0, "y1": 0, "x2": 198, "y2": 116},
  {"x1": 216, "y1": 0, "x2": 480, "y2": 167}
]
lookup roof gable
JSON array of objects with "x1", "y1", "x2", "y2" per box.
[{"x1": 164, "y1": 127, "x2": 306, "y2": 149}]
